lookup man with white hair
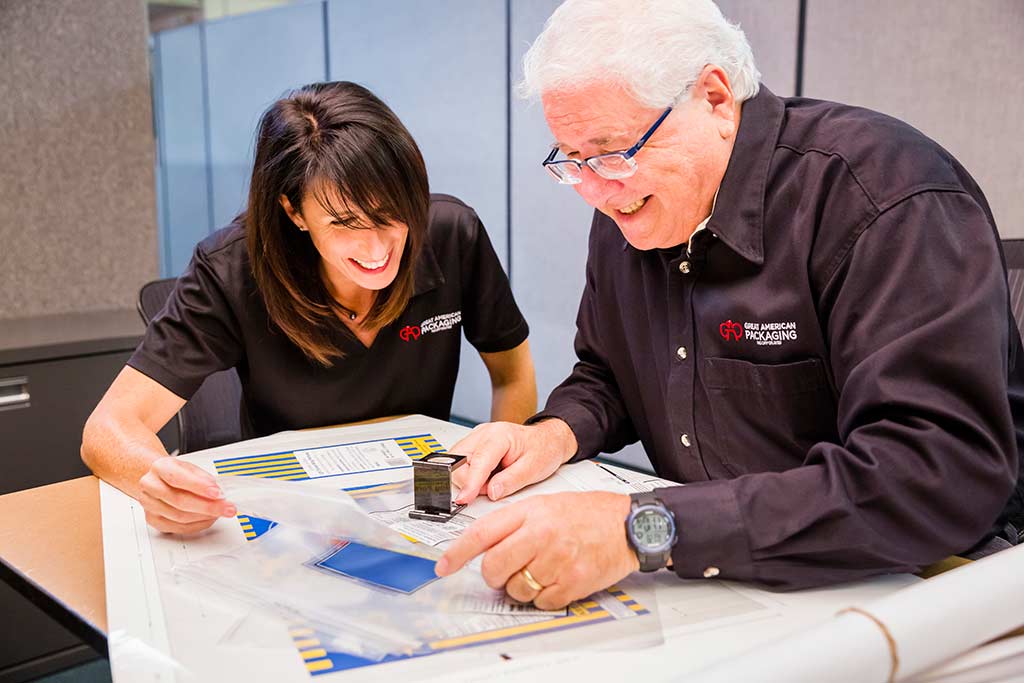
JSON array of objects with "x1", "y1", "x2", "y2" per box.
[{"x1": 435, "y1": 0, "x2": 1024, "y2": 606}]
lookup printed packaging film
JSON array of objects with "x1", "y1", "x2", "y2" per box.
[{"x1": 172, "y1": 475, "x2": 661, "y2": 661}]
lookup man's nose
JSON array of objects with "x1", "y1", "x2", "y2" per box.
[{"x1": 574, "y1": 167, "x2": 623, "y2": 209}]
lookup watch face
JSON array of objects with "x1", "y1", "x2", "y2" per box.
[{"x1": 630, "y1": 508, "x2": 672, "y2": 550}]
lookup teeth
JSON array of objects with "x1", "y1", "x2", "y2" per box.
[
  {"x1": 618, "y1": 197, "x2": 647, "y2": 215},
  {"x1": 354, "y1": 254, "x2": 388, "y2": 270}
]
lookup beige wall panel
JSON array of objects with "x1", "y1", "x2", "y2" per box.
[
  {"x1": 716, "y1": 0, "x2": 799, "y2": 96},
  {"x1": 0, "y1": 0, "x2": 158, "y2": 319},
  {"x1": 804, "y1": 0, "x2": 1024, "y2": 236}
]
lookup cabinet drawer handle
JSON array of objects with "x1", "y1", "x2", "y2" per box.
[{"x1": 0, "y1": 376, "x2": 30, "y2": 411}]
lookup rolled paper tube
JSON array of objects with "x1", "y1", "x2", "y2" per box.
[{"x1": 688, "y1": 545, "x2": 1024, "y2": 683}]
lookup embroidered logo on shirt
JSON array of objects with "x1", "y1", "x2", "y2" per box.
[
  {"x1": 719, "y1": 320, "x2": 744, "y2": 340},
  {"x1": 721, "y1": 320, "x2": 798, "y2": 346},
  {"x1": 399, "y1": 325, "x2": 421, "y2": 342},
  {"x1": 400, "y1": 311, "x2": 462, "y2": 341}
]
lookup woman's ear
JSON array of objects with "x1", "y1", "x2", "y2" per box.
[{"x1": 279, "y1": 195, "x2": 308, "y2": 231}]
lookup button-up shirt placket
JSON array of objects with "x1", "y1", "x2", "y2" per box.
[{"x1": 666, "y1": 243, "x2": 710, "y2": 483}]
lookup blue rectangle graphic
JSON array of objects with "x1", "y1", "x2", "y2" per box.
[{"x1": 313, "y1": 542, "x2": 438, "y2": 594}]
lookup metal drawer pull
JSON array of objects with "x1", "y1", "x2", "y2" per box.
[{"x1": 0, "y1": 376, "x2": 30, "y2": 411}]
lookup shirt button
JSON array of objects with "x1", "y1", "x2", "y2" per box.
[
  {"x1": 680, "y1": 433, "x2": 691, "y2": 447},
  {"x1": 678, "y1": 261, "x2": 691, "y2": 274},
  {"x1": 676, "y1": 346, "x2": 687, "y2": 360},
  {"x1": 703, "y1": 566, "x2": 721, "y2": 578}
]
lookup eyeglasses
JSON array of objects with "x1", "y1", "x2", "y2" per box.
[{"x1": 542, "y1": 104, "x2": 674, "y2": 185}]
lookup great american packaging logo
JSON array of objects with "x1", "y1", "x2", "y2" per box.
[
  {"x1": 400, "y1": 310, "x2": 462, "y2": 342},
  {"x1": 719, "y1": 319, "x2": 798, "y2": 347}
]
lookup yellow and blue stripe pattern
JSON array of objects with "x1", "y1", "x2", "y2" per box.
[
  {"x1": 607, "y1": 585, "x2": 650, "y2": 615},
  {"x1": 213, "y1": 450, "x2": 308, "y2": 481},
  {"x1": 289, "y1": 627, "x2": 336, "y2": 675},
  {"x1": 394, "y1": 434, "x2": 444, "y2": 459},
  {"x1": 288, "y1": 589, "x2": 648, "y2": 677}
]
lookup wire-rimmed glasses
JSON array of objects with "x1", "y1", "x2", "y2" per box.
[{"x1": 542, "y1": 104, "x2": 675, "y2": 185}]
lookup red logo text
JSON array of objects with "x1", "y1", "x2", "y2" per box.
[
  {"x1": 719, "y1": 320, "x2": 744, "y2": 341},
  {"x1": 399, "y1": 325, "x2": 421, "y2": 342}
]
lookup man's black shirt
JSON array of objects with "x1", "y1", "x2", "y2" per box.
[{"x1": 533, "y1": 86, "x2": 1022, "y2": 589}]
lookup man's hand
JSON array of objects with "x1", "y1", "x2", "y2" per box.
[
  {"x1": 138, "y1": 457, "x2": 236, "y2": 534},
  {"x1": 450, "y1": 419, "x2": 577, "y2": 505},
  {"x1": 435, "y1": 491, "x2": 639, "y2": 609}
]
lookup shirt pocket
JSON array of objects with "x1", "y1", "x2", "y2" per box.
[{"x1": 702, "y1": 356, "x2": 838, "y2": 476}]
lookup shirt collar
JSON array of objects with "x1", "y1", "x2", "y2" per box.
[
  {"x1": 705, "y1": 84, "x2": 785, "y2": 266},
  {"x1": 688, "y1": 189, "x2": 719, "y2": 252}
]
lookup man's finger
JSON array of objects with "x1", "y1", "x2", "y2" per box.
[
  {"x1": 486, "y1": 456, "x2": 549, "y2": 501},
  {"x1": 449, "y1": 432, "x2": 484, "y2": 489},
  {"x1": 448, "y1": 427, "x2": 486, "y2": 458},
  {"x1": 436, "y1": 503, "x2": 526, "y2": 576},
  {"x1": 454, "y1": 438, "x2": 510, "y2": 505},
  {"x1": 533, "y1": 582, "x2": 575, "y2": 611},
  {"x1": 479, "y1": 527, "x2": 539, "y2": 589}
]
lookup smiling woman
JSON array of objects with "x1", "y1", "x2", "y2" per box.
[
  {"x1": 80, "y1": 81, "x2": 537, "y2": 536},
  {"x1": 247, "y1": 83, "x2": 430, "y2": 362}
]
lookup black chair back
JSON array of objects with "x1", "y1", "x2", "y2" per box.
[
  {"x1": 137, "y1": 278, "x2": 243, "y2": 454},
  {"x1": 1001, "y1": 240, "x2": 1024, "y2": 539},
  {"x1": 1004, "y1": 240, "x2": 1024, "y2": 339}
]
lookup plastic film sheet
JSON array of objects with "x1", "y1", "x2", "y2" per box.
[{"x1": 173, "y1": 475, "x2": 661, "y2": 661}]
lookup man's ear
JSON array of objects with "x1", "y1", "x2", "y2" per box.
[
  {"x1": 279, "y1": 195, "x2": 308, "y2": 231},
  {"x1": 695, "y1": 64, "x2": 738, "y2": 139}
]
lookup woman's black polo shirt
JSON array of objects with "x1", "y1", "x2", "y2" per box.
[{"x1": 128, "y1": 194, "x2": 528, "y2": 438}]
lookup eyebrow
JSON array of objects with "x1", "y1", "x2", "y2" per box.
[{"x1": 552, "y1": 131, "x2": 633, "y2": 151}]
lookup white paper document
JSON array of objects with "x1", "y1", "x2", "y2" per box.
[
  {"x1": 294, "y1": 441, "x2": 412, "y2": 477},
  {"x1": 101, "y1": 414, "x2": 925, "y2": 683}
]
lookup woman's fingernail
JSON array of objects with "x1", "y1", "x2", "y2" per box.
[
  {"x1": 489, "y1": 483, "x2": 503, "y2": 500},
  {"x1": 435, "y1": 558, "x2": 449, "y2": 576},
  {"x1": 208, "y1": 487, "x2": 224, "y2": 499}
]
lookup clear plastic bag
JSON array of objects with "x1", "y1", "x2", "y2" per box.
[
  {"x1": 215, "y1": 474, "x2": 441, "y2": 559},
  {"x1": 173, "y1": 476, "x2": 562, "y2": 660}
]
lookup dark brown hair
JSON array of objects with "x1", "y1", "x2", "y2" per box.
[{"x1": 245, "y1": 81, "x2": 429, "y2": 366}]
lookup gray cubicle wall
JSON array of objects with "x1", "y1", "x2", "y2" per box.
[
  {"x1": 803, "y1": 0, "x2": 1024, "y2": 238},
  {"x1": 152, "y1": 25, "x2": 213, "y2": 276},
  {"x1": 205, "y1": 2, "x2": 327, "y2": 230},
  {"x1": 326, "y1": 0, "x2": 510, "y2": 424}
]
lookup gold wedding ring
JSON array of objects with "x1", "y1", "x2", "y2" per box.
[{"x1": 520, "y1": 567, "x2": 544, "y2": 592}]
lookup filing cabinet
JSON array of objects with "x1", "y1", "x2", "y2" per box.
[{"x1": 0, "y1": 310, "x2": 157, "y2": 681}]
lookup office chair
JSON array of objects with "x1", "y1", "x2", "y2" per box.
[
  {"x1": 137, "y1": 278, "x2": 243, "y2": 454},
  {"x1": 1002, "y1": 239, "x2": 1024, "y2": 542},
  {"x1": 1004, "y1": 240, "x2": 1024, "y2": 338}
]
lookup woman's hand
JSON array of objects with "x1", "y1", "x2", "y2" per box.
[
  {"x1": 450, "y1": 418, "x2": 578, "y2": 504},
  {"x1": 138, "y1": 457, "x2": 236, "y2": 534}
]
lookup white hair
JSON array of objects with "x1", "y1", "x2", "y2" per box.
[{"x1": 519, "y1": 0, "x2": 761, "y2": 107}]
